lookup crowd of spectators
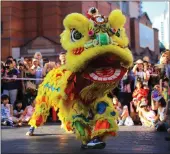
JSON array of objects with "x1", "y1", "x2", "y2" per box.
[
  {"x1": 111, "y1": 53, "x2": 170, "y2": 137},
  {"x1": 1, "y1": 52, "x2": 66, "y2": 126},
  {"x1": 1, "y1": 51, "x2": 170, "y2": 139}
]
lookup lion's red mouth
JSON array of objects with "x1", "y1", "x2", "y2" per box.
[{"x1": 82, "y1": 53, "x2": 127, "y2": 83}]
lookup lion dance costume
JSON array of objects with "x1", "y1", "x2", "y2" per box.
[{"x1": 27, "y1": 7, "x2": 133, "y2": 149}]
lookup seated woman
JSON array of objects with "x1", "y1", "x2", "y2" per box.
[
  {"x1": 153, "y1": 97, "x2": 170, "y2": 132},
  {"x1": 112, "y1": 96, "x2": 122, "y2": 117},
  {"x1": 138, "y1": 98, "x2": 156, "y2": 127},
  {"x1": 19, "y1": 100, "x2": 35, "y2": 125}
]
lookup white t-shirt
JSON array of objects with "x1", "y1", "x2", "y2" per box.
[
  {"x1": 136, "y1": 71, "x2": 145, "y2": 79},
  {"x1": 134, "y1": 71, "x2": 145, "y2": 87},
  {"x1": 158, "y1": 107, "x2": 166, "y2": 121}
]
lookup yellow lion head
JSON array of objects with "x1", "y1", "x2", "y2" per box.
[{"x1": 60, "y1": 9, "x2": 133, "y2": 83}]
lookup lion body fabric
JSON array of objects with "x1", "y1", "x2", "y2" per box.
[
  {"x1": 29, "y1": 8, "x2": 133, "y2": 144},
  {"x1": 29, "y1": 67, "x2": 118, "y2": 144}
]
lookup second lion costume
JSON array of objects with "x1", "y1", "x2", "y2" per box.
[{"x1": 27, "y1": 8, "x2": 133, "y2": 149}]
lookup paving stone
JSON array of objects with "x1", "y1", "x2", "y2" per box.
[{"x1": 1, "y1": 124, "x2": 170, "y2": 153}]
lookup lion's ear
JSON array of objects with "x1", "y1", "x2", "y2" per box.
[
  {"x1": 63, "y1": 13, "x2": 89, "y2": 33},
  {"x1": 108, "y1": 9, "x2": 126, "y2": 31}
]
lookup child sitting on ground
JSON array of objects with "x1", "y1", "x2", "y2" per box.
[
  {"x1": 1, "y1": 95, "x2": 20, "y2": 126},
  {"x1": 19, "y1": 99, "x2": 35, "y2": 126},
  {"x1": 112, "y1": 96, "x2": 122, "y2": 116},
  {"x1": 118, "y1": 105, "x2": 134, "y2": 126},
  {"x1": 13, "y1": 100, "x2": 24, "y2": 118},
  {"x1": 138, "y1": 98, "x2": 156, "y2": 127}
]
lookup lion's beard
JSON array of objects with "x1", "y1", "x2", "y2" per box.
[{"x1": 79, "y1": 82, "x2": 118, "y2": 103}]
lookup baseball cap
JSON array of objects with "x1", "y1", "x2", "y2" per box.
[
  {"x1": 135, "y1": 59, "x2": 143, "y2": 64},
  {"x1": 140, "y1": 101, "x2": 148, "y2": 108}
]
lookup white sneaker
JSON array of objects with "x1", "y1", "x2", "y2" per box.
[{"x1": 26, "y1": 131, "x2": 33, "y2": 136}]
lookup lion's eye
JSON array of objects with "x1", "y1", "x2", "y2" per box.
[{"x1": 71, "y1": 29, "x2": 83, "y2": 42}]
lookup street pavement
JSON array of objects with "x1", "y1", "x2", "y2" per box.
[{"x1": 1, "y1": 123, "x2": 170, "y2": 154}]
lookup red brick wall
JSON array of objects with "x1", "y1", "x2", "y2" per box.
[
  {"x1": 125, "y1": 15, "x2": 131, "y2": 46},
  {"x1": 23, "y1": 1, "x2": 38, "y2": 41},
  {"x1": 1, "y1": 1, "x2": 83, "y2": 60},
  {"x1": 1, "y1": 1, "x2": 25, "y2": 60},
  {"x1": 82, "y1": 1, "x2": 97, "y2": 15},
  {"x1": 97, "y1": 1, "x2": 112, "y2": 16},
  {"x1": 41, "y1": 1, "x2": 82, "y2": 50},
  {"x1": 1, "y1": 40, "x2": 11, "y2": 61},
  {"x1": 130, "y1": 18, "x2": 140, "y2": 55}
]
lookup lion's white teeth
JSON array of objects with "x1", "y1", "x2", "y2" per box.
[{"x1": 90, "y1": 69, "x2": 121, "y2": 81}]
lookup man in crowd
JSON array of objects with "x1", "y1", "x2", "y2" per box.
[{"x1": 2, "y1": 60, "x2": 18, "y2": 106}]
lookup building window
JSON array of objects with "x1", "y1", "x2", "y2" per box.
[
  {"x1": 116, "y1": 1, "x2": 120, "y2": 6},
  {"x1": 121, "y1": 1, "x2": 129, "y2": 15},
  {"x1": 107, "y1": 1, "x2": 120, "y2": 7}
]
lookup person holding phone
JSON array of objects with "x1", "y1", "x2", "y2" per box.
[
  {"x1": 132, "y1": 59, "x2": 146, "y2": 88},
  {"x1": 2, "y1": 60, "x2": 19, "y2": 106}
]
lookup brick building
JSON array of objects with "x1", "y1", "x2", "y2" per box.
[
  {"x1": 1, "y1": 1, "x2": 159, "y2": 63},
  {"x1": 131, "y1": 13, "x2": 159, "y2": 63}
]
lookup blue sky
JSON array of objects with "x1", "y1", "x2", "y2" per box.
[{"x1": 142, "y1": 1, "x2": 167, "y2": 22}]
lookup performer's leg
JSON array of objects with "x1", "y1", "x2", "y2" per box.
[
  {"x1": 26, "y1": 126, "x2": 35, "y2": 136},
  {"x1": 86, "y1": 95, "x2": 118, "y2": 148},
  {"x1": 26, "y1": 96, "x2": 51, "y2": 136},
  {"x1": 57, "y1": 100, "x2": 91, "y2": 145}
]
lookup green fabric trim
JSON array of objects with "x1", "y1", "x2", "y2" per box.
[{"x1": 74, "y1": 121, "x2": 85, "y2": 136}]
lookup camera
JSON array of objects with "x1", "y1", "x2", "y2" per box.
[{"x1": 137, "y1": 76, "x2": 143, "y2": 82}]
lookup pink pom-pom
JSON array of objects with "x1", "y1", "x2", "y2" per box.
[{"x1": 88, "y1": 30, "x2": 94, "y2": 36}]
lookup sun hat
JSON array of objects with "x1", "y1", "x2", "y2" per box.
[
  {"x1": 139, "y1": 100, "x2": 148, "y2": 108},
  {"x1": 135, "y1": 59, "x2": 143, "y2": 64}
]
